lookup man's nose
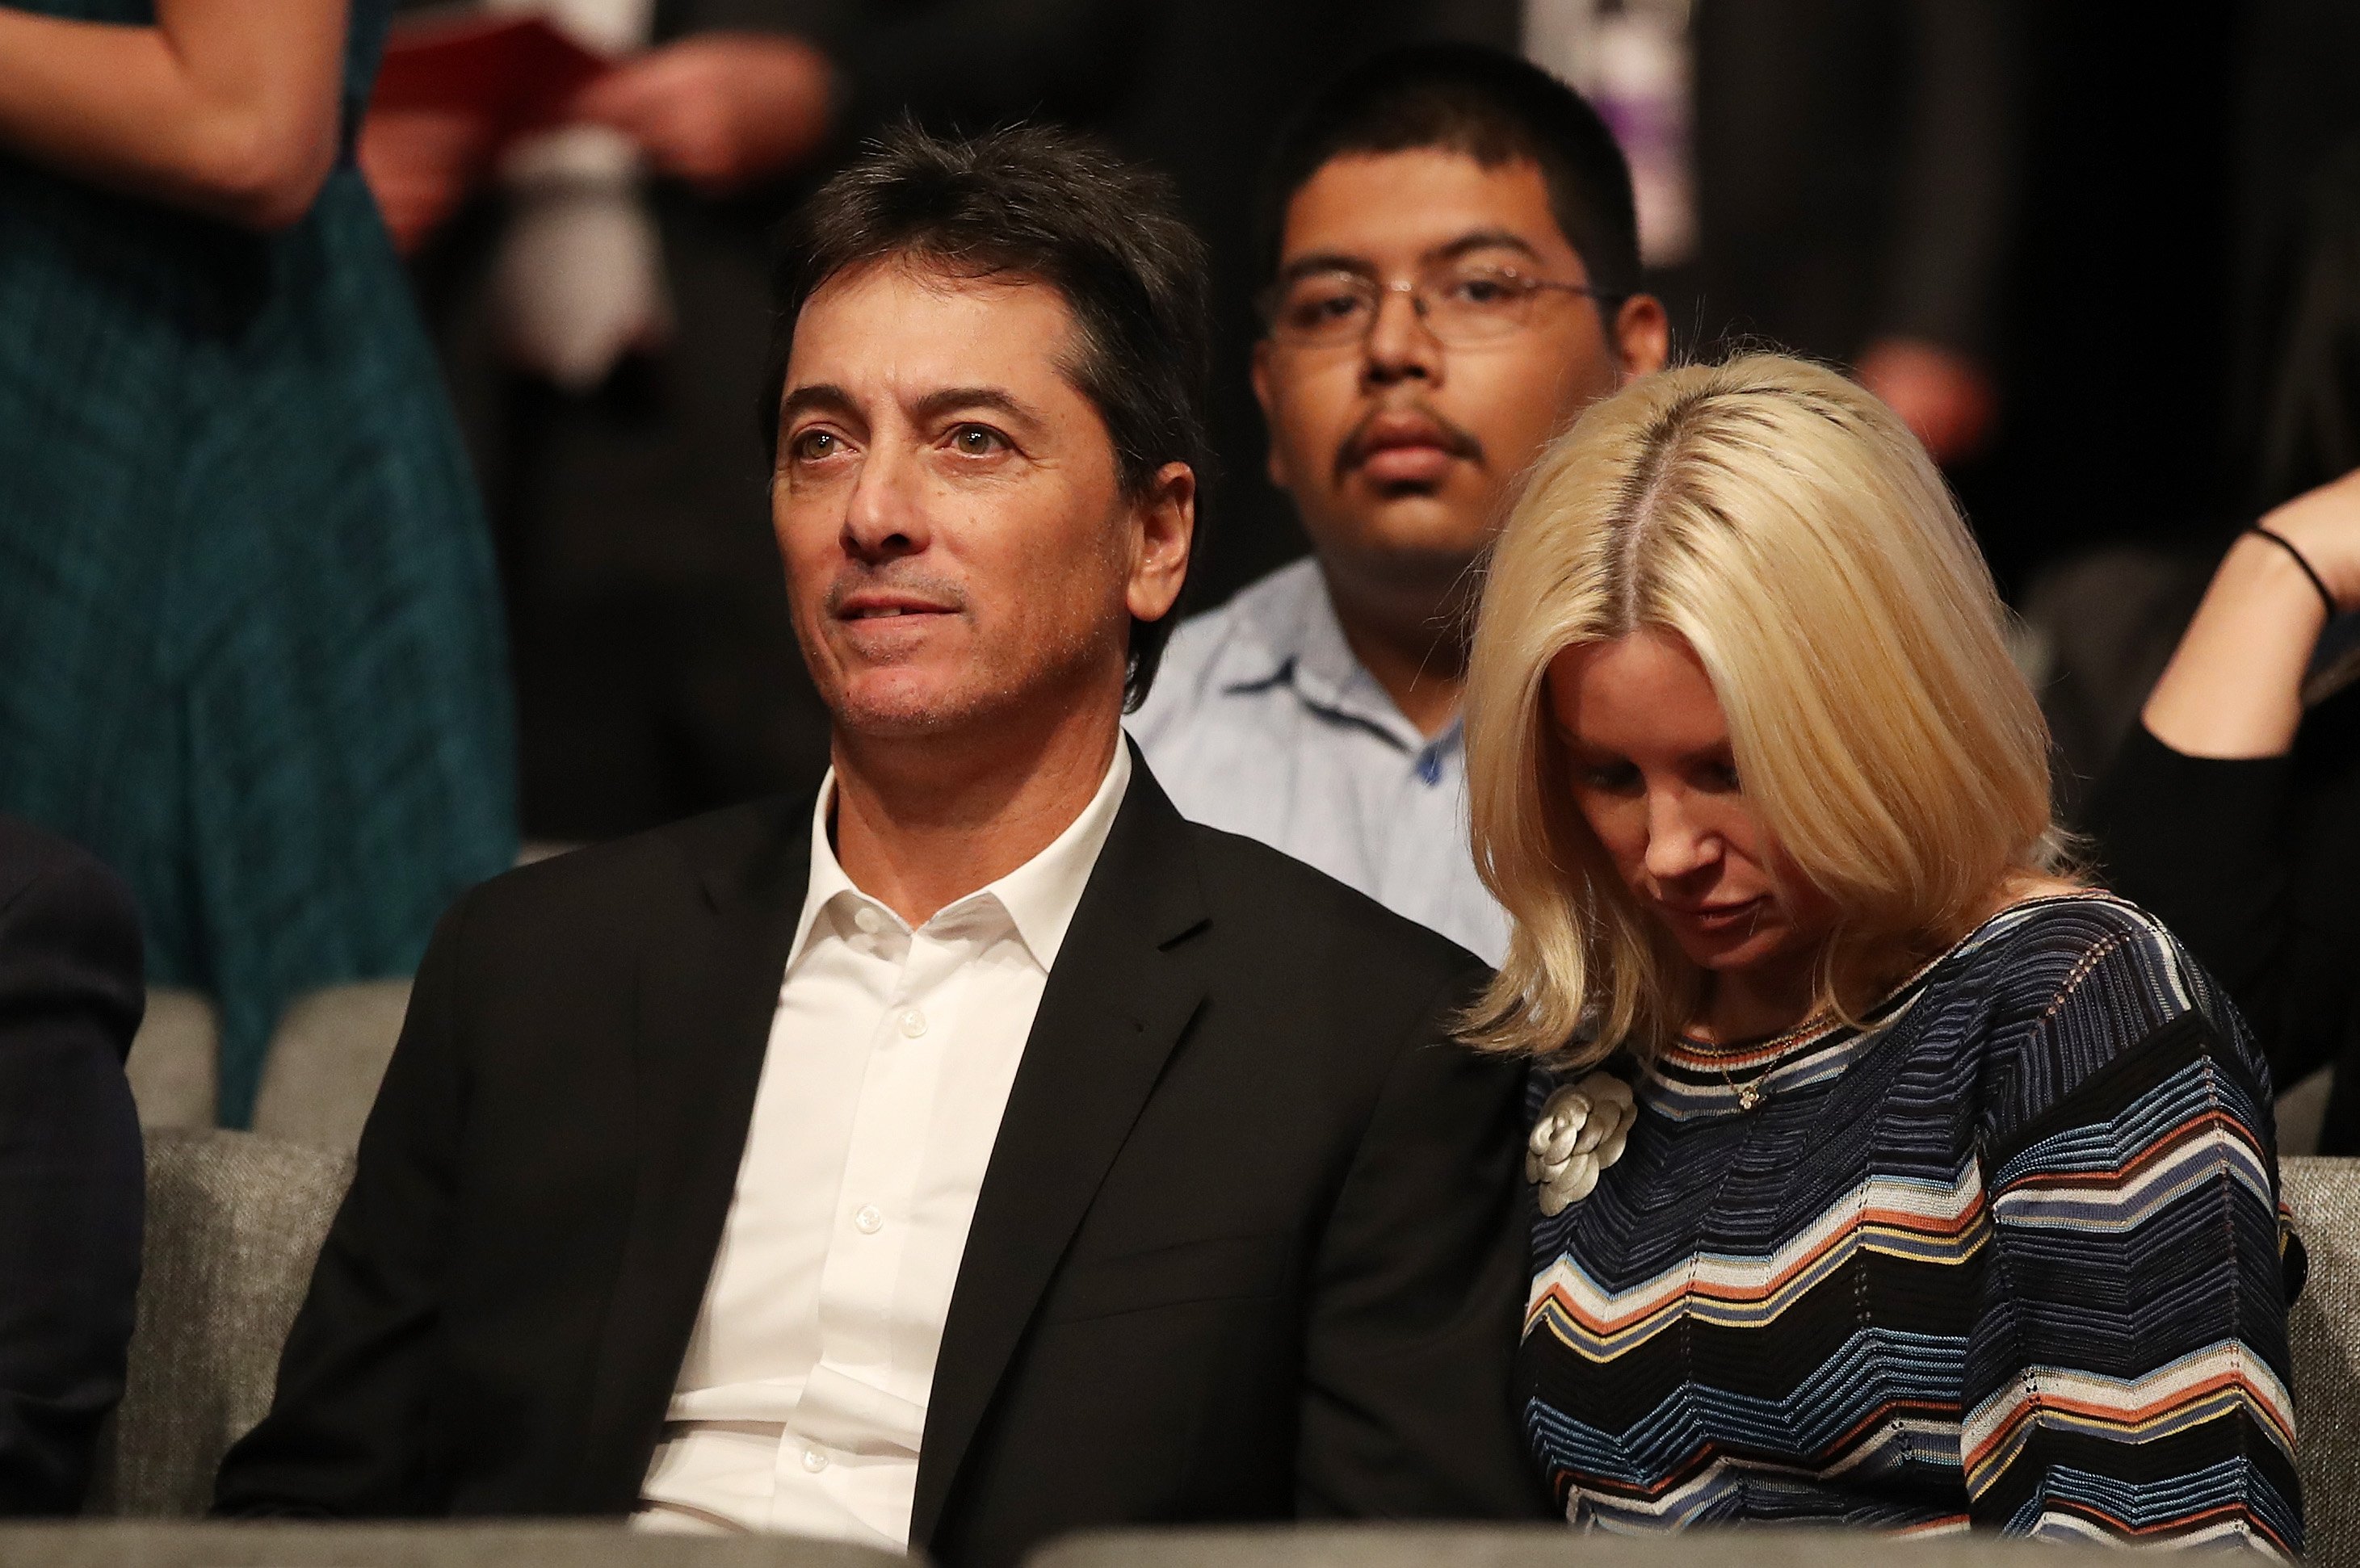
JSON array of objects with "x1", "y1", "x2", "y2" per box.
[
  {"x1": 1362, "y1": 286, "x2": 1442, "y2": 385},
  {"x1": 1642, "y1": 788, "x2": 1719, "y2": 881},
  {"x1": 841, "y1": 444, "x2": 929, "y2": 560}
]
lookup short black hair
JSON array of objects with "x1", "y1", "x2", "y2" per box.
[
  {"x1": 764, "y1": 122, "x2": 1213, "y2": 710},
  {"x1": 1255, "y1": 44, "x2": 1642, "y2": 305}
]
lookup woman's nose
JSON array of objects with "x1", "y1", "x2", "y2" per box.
[{"x1": 1642, "y1": 789, "x2": 1717, "y2": 880}]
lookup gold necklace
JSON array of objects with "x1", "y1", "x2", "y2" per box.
[{"x1": 1704, "y1": 1012, "x2": 1833, "y2": 1113}]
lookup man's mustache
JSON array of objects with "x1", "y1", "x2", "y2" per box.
[{"x1": 1333, "y1": 404, "x2": 1487, "y2": 485}]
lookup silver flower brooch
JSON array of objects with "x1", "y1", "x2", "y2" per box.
[{"x1": 1527, "y1": 1072, "x2": 1636, "y2": 1216}]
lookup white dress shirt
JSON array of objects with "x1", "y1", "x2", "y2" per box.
[
  {"x1": 634, "y1": 744, "x2": 1132, "y2": 1545},
  {"x1": 1127, "y1": 558, "x2": 1507, "y2": 962}
]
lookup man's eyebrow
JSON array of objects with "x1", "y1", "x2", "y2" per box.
[
  {"x1": 1274, "y1": 250, "x2": 1379, "y2": 286},
  {"x1": 1274, "y1": 228, "x2": 1552, "y2": 285},
  {"x1": 910, "y1": 385, "x2": 1047, "y2": 429},
  {"x1": 779, "y1": 383, "x2": 860, "y2": 423},
  {"x1": 1428, "y1": 229, "x2": 1547, "y2": 266}
]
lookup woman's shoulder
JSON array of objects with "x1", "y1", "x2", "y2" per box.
[
  {"x1": 1934, "y1": 888, "x2": 2206, "y2": 1008},
  {"x1": 1932, "y1": 891, "x2": 2264, "y2": 1149}
]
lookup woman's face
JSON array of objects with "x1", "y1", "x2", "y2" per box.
[{"x1": 1547, "y1": 627, "x2": 1835, "y2": 995}]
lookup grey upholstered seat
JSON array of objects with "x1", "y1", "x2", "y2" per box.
[
  {"x1": 251, "y1": 979, "x2": 413, "y2": 1153},
  {"x1": 1027, "y1": 1524, "x2": 2119, "y2": 1568},
  {"x1": 0, "y1": 1522, "x2": 903, "y2": 1568},
  {"x1": 2285, "y1": 1155, "x2": 2360, "y2": 1567},
  {"x1": 125, "y1": 987, "x2": 220, "y2": 1130},
  {"x1": 85, "y1": 1129, "x2": 354, "y2": 1516}
]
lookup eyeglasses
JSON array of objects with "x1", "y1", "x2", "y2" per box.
[{"x1": 1260, "y1": 262, "x2": 1621, "y2": 349}]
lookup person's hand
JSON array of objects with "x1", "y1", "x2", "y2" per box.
[
  {"x1": 1855, "y1": 337, "x2": 1998, "y2": 467},
  {"x1": 567, "y1": 33, "x2": 833, "y2": 195},
  {"x1": 358, "y1": 107, "x2": 493, "y2": 255},
  {"x1": 2255, "y1": 466, "x2": 2360, "y2": 610}
]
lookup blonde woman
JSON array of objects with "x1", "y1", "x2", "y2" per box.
[{"x1": 1467, "y1": 355, "x2": 2300, "y2": 1550}]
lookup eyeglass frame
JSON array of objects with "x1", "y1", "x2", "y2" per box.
[{"x1": 1256, "y1": 260, "x2": 1627, "y2": 350}]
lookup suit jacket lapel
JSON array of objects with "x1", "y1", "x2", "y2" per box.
[
  {"x1": 572, "y1": 796, "x2": 815, "y2": 1509},
  {"x1": 911, "y1": 757, "x2": 1210, "y2": 1545}
]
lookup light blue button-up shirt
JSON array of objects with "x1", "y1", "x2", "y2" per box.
[{"x1": 1127, "y1": 556, "x2": 1509, "y2": 963}]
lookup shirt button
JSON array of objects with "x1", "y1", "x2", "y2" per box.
[
  {"x1": 800, "y1": 1447, "x2": 829, "y2": 1474},
  {"x1": 855, "y1": 1205, "x2": 884, "y2": 1235},
  {"x1": 899, "y1": 1008, "x2": 927, "y2": 1038},
  {"x1": 853, "y1": 906, "x2": 881, "y2": 935}
]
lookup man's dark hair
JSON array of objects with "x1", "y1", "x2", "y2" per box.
[
  {"x1": 1255, "y1": 44, "x2": 1643, "y2": 306},
  {"x1": 764, "y1": 122, "x2": 1213, "y2": 711}
]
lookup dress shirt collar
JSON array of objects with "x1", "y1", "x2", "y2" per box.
[
  {"x1": 1216, "y1": 557, "x2": 1439, "y2": 755},
  {"x1": 790, "y1": 740, "x2": 1132, "y2": 972}
]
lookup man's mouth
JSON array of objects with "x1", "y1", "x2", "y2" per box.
[
  {"x1": 834, "y1": 593, "x2": 958, "y2": 623},
  {"x1": 1336, "y1": 408, "x2": 1485, "y2": 488}
]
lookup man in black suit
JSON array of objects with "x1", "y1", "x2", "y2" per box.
[
  {"x1": 216, "y1": 125, "x2": 1544, "y2": 1562},
  {"x1": 0, "y1": 816, "x2": 145, "y2": 1513}
]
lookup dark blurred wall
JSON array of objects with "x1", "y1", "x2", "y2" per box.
[{"x1": 1953, "y1": 3, "x2": 2239, "y2": 593}]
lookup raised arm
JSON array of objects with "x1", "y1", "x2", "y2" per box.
[
  {"x1": 2090, "y1": 467, "x2": 2360, "y2": 1083},
  {"x1": 0, "y1": 0, "x2": 347, "y2": 229},
  {"x1": 2141, "y1": 469, "x2": 2360, "y2": 761}
]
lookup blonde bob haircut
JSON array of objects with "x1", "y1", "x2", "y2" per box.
[{"x1": 1462, "y1": 354, "x2": 2064, "y2": 1066}]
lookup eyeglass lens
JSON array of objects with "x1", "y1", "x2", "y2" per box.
[{"x1": 1270, "y1": 264, "x2": 1557, "y2": 347}]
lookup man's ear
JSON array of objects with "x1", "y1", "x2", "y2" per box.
[
  {"x1": 1615, "y1": 293, "x2": 1671, "y2": 381},
  {"x1": 1250, "y1": 339, "x2": 1291, "y2": 491},
  {"x1": 1126, "y1": 461, "x2": 1196, "y2": 625}
]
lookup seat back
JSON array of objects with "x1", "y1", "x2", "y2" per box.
[
  {"x1": 85, "y1": 1129, "x2": 354, "y2": 1516},
  {"x1": 0, "y1": 1522, "x2": 904, "y2": 1568},
  {"x1": 2285, "y1": 1155, "x2": 2360, "y2": 1567},
  {"x1": 126, "y1": 988, "x2": 220, "y2": 1130},
  {"x1": 252, "y1": 979, "x2": 411, "y2": 1153},
  {"x1": 1027, "y1": 1524, "x2": 2114, "y2": 1568}
]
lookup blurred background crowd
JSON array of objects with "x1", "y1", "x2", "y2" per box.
[
  {"x1": 6, "y1": 0, "x2": 2360, "y2": 1121},
  {"x1": 366, "y1": 0, "x2": 2360, "y2": 840}
]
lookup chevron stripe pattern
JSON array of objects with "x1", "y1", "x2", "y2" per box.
[{"x1": 1520, "y1": 895, "x2": 2303, "y2": 1556}]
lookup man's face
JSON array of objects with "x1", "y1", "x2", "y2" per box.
[
  {"x1": 774, "y1": 260, "x2": 1190, "y2": 740},
  {"x1": 1254, "y1": 149, "x2": 1664, "y2": 588}
]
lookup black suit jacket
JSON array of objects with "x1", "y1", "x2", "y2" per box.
[
  {"x1": 214, "y1": 759, "x2": 1547, "y2": 1562},
  {"x1": 0, "y1": 816, "x2": 145, "y2": 1514}
]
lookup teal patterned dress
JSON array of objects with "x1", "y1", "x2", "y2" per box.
[{"x1": 0, "y1": 0, "x2": 517, "y2": 1121}]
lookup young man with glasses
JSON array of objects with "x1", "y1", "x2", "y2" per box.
[{"x1": 1130, "y1": 46, "x2": 1667, "y2": 961}]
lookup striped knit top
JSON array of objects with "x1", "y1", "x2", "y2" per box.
[{"x1": 1519, "y1": 894, "x2": 2303, "y2": 1553}]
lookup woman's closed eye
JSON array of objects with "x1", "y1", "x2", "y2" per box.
[
  {"x1": 1576, "y1": 758, "x2": 1643, "y2": 794},
  {"x1": 1695, "y1": 759, "x2": 1742, "y2": 793}
]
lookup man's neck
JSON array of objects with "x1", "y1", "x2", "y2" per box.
[
  {"x1": 829, "y1": 687, "x2": 1124, "y2": 929},
  {"x1": 1317, "y1": 560, "x2": 1472, "y2": 740}
]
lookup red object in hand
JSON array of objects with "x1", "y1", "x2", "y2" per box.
[{"x1": 372, "y1": 15, "x2": 612, "y2": 153}]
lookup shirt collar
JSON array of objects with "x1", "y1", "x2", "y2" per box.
[
  {"x1": 1220, "y1": 556, "x2": 1452, "y2": 755},
  {"x1": 789, "y1": 741, "x2": 1132, "y2": 972}
]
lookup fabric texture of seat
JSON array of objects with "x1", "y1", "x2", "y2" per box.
[
  {"x1": 125, "y1": 989, "x2": 219, "y2": 1130},
  {"x1": 2286, "y1": 1155, "x2": 2360, "y2": 1568},
  {"x1": 83, "y1": 1129, "x2": 353, "y2": 1516},
  {"x1": 1026, "y1": 1524, "x2": 2119, "y2": 1568},
  {"x1": 252, "y1": 979, "x2": 411, "y2": 1153},
  {"x1": 0, "y1": 1521, "x2": 902, "y2": 1567}
]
